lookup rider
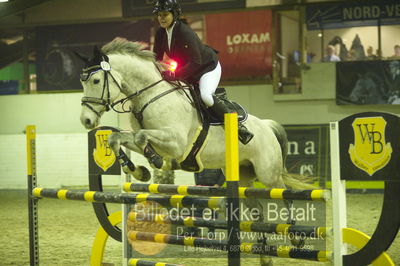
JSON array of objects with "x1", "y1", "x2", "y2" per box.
[{"x1": 152, "y1": 0, "x2": 254, "y2": 144}]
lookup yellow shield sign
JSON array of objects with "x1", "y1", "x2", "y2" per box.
[
  {"x1": 93, "y1": 130, "x2": 116, "y2": 172},
  {"x1": 348, "y1": 116, "x2": 392, "y2": 176}
]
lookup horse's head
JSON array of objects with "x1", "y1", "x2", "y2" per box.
[{"x1": 77, "y1": 46, "x2": 122, "y2": 129}]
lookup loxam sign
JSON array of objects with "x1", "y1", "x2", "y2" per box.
[{"x1": 226, "y1": 32, "x2": 271, "y2": 46}]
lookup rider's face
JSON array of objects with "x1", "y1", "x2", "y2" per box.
[{"x1": 158, "y1": 11, "x2": 174, "y2": 29}]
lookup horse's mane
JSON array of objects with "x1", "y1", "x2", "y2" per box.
[{"x1": 101, "y1": 37, "x2": 156, "y2": 63}]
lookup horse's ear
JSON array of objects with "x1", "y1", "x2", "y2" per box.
[
  {"x1": 73, "y1": 50, "x2": 89, "y2": 64},
  {"x1": 93, "y1": 46, "x2": 109, "y2": 62},
  {"x1": 93, "y1": 46, "x2": 102, "y2": 57}
]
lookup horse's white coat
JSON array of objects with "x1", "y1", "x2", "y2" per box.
[
  {"x1": 79, "y1": 39, "x2": 315, "y2": 266},
  {"x1": 80, "y1": 39, "x2": 300, "y2": 190}
]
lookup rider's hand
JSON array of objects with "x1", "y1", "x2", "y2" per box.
[{"x1": 161, "y1": 71, "x2": 177, "y2": 81}]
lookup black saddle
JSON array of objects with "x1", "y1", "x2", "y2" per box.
[
  {"x1": 191, "y1": 87, "x2": 249, "y2": 126},
  {"x1": 179, "y1": 85, "x2": 249, "y2": 172}
]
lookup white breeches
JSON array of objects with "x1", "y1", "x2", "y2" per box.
[{"x1": 199, "y1": 61, "x2": 221, "y2": 107}]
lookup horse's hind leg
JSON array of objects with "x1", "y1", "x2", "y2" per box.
[
  {"x1": 254, "y1": 163, "x2": 305, "y2": 251},
  {"x1": 283, "y1": 199, "x2": 305, "y2": 248},
  {"x1": 108, "y1": 132, "x2": 151, "y2": 182},
  {"x1": 239, "y1": 178, "x2": 273, "y2": 266}
]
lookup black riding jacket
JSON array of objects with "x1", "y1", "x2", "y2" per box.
[{"x1": 153, "y1": 20, "x2": 218, "y2": 84}]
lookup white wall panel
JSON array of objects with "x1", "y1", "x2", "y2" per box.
[
  {"x1": 0, "y1": 93, "x2": 119, "y2": 134},
  {"x1": 0, "y1": 132, "x2": 194, "y2": 189}
]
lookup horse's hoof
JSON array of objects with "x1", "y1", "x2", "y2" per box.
[
  {"x1": 138, "y1": 166, "x2": 151, "y2": 182},
  {"x1": 121, "y1": 166, "x2": 131, "y2": 175}
]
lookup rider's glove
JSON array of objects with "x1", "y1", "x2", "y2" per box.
[{"x1": 161, "y1": 71, "x2": 177, "y2": 81}]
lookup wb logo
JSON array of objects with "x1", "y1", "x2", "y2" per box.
[
  {"x1": 93, "y1": 130, "x2": 116, "y2": 172},
  {"x1": 356, "y1": 123, "x2": 383, "y2": 154},
  {"x1": 349, "y1": 117, "x2": 392, "y2": 176},
  {"x1": 96, "y1": 134, "x2": 113, "y2": 156}
]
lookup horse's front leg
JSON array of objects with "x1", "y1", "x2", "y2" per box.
[
  {"x1": 108, "y1": 131, "x2": 151, "y2": 182},
  {"x1": 134, "y1": 128, "x2": 183, "y2": 171}
]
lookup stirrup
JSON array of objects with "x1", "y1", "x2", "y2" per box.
[
  {"x1": 238, "y1": 125, "x2": 254, "y2": 145},
  {"x1": 210, "y1": 94, "x2": 233, "y2": 120}
]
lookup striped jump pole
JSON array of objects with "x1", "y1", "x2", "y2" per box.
[
  {"x1": 32, "y1": 188, "x2": 224, "y2": 209},
  {"x1": 127, "y1": 212, "x2": 330, "y2": 238},
  {"x1": 127, "y1": 231, "x2": 331, "y2": 262},
  {"x1": 128, "y1": 259, "x2": 182, "y2": 266},
  {"x1": 123, "y1": 183, "x2": 329, "y2": 201}
]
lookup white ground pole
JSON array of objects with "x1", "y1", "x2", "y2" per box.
[{"x1": 330, "y1": 121, "x2": 348, "y2": 266}]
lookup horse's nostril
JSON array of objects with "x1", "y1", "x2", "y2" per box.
[{"x1": 85, "y1": 119, "x2": 91, "y2": 126}]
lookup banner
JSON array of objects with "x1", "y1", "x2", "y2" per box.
[
  {"x1": 36, "y1": 20, "x2": 151, "y2": 91},
  {"x1": 0, "y1": 80, "x2": 18, "y2": 95},
  {"x1": 306, "y1": 1, "x2": 400, "y2": 30},
  {"x1": 284, "y1": 124, "x2": 330, "y2": 183},
  {"x1": 336, "y1": 60, "x2": 400, "y2": 105},
  {"x1": 205, "y1": 10, "x2": 272, "y2": 80},
  {"x1": 122, "y1": 0, "x2": 245, "y2": 18}
]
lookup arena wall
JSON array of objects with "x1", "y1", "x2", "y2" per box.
[{"x1": 0, "y1": 78, "x2": 399, "y2": 189}]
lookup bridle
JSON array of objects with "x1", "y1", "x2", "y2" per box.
[
  {"x1": 81, "y1": 59, "x2": 191, "y2": 128},
  {"x1": 80, "y1": 63, "x2": 116, "y2": 117}
]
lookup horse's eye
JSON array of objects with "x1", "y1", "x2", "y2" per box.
[{"x1": 93, "y1": 79, "x2": 100, "y2": 84}]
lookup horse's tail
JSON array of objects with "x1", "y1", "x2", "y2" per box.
[
  {"x1": 266, "y1": 119, "x2": 288, "y2": 166},
  {"x1": 267, "y1": 119, "x2": 318, "y2": 190},
  {"x1": 282, "y1": 171, "x2": 318, "y2": 190}
]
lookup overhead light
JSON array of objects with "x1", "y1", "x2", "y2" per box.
[
  {"x1": 318, "y1": 33, "x2": 323, "y2": 38},
  {"x1": 0, "y1": 0, "x2": 9, "y2": 2}
]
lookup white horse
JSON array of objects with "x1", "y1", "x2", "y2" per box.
[{"x1": 78, "y1": 38, "x2": 312, "y2": 265}]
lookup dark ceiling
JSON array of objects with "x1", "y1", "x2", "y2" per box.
[
  {"x1": 0, "y1": 0, "x2": 54, "y2": 20},
  {"x1": 0, "y1": 0, "x2": 54, "y2": 67}
]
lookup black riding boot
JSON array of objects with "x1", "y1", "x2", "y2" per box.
[{"x1": 209, "y1": 95, "x2": 254, "y2": 145}]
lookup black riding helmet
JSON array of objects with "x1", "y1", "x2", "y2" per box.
[{"x1": 153, "y1": 0, "x2": 182, "y2": 20}]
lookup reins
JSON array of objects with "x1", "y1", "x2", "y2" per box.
[{"x1": 81, "y1": 61, "x2": 192, "y2": 128}]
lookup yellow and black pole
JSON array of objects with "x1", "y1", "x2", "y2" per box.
[
  {"x1": 225, "y1": 113, "x2": 240, "y2": 266},
  {"x1": 26, "y1": 125, "x2": 39, "y2": 266}
]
